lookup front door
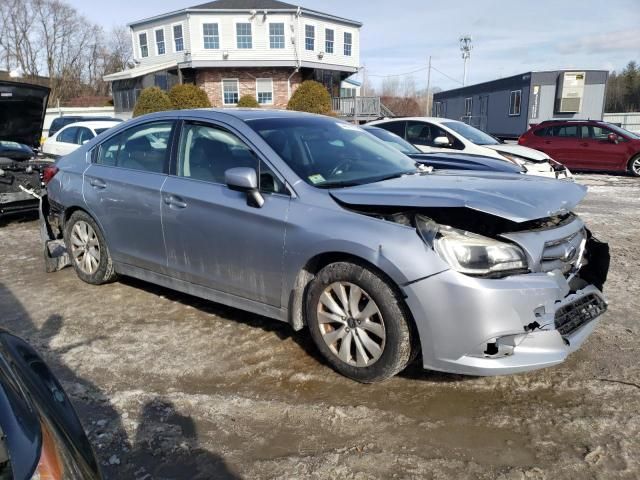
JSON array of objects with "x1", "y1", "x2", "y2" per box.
[
  {"x1": 161, "y1": 120, "x2": 290, "y2": 307},
  {"x1": 542, "y1": 124, "x2": 583, "y2": 168},
  {"x1": 579, "y1": 124, "x2": 629, "y2": 170},
  {"x1": 83, "y1": 120, "x2": 175, "y2": 272}
]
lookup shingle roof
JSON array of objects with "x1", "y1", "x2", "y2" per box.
[{"x1": 190, "y1": 0, "x2": 299, "y2": 9}]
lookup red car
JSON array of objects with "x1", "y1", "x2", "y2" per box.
[{"x1": 519, "y1": 120, "x2": 640, "y2": 176}]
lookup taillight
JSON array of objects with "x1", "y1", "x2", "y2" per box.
[
  {"x1": 31, "y1": 422, "x2": 63, "y2": 480},
  {"x1": 42, "y1": 165, "x2": 59, "y2": 185}
]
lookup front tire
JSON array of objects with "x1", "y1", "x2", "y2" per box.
[
  {"x1": 64, "y1": 210, "x2": 117, "y2": 285},
  {"x1": 628, "y1": 154, "x2": 640, "y2": 177},
  {"x1": 305, "y1": 262, "x2": 415, "y2": 383}
]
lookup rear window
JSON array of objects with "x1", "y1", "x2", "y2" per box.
[{"x1": 533, "y1": 127, "x2": 549, "y2": 137}]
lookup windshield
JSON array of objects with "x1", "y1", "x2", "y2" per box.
[
  {"x1": 363, "y1": 127, "x2": 421, "y2": 154},
  {"x1": 247, "y1": 117, "x2": 417, "y2": 188},
  {"x1": 605, "y1": 123, "x2": 640, "y2": 140},
  {"x1": 442, "y1": 121, "x2": 500, "y2": 145}
]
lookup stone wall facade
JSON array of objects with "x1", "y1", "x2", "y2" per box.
[{"x1": 196, "y1": 68, "x2": 303, "y2": 109}]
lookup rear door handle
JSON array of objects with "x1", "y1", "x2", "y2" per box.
[
  {"x1": 89, "y1": 178, "x2": 106, "y2": 189},
  {"x1": 163, "y1": 194, "x2": 187, "y2": 209}
]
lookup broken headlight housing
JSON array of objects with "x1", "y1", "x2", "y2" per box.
[{"x1": 416, "y1": 215, "x2": 529, "y2": 277}]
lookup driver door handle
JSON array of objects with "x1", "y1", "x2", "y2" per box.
[{"x1": 163, "y1": 194, "x2": 187, "y2": 209}]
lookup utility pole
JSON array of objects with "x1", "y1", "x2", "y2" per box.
[
  {"x1": 459, "y1": 35, "x2": 472, "y2": 86},
  {"x1": 426, "y1": 56, "x2": 432, "y2": 116}
]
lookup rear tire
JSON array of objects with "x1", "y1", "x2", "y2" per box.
[
  {"x1": 64, "y1": 210, "x2": 117, "y2": 285},
  {"x1": 305, "y1": 261, "x2": 416, "y2": 383},
  {"x1": 628, "y1": 154, "x2": 640, "y2": 177}
]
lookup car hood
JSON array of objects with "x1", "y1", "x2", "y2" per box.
[
  {"x1": 484, "y1": 144, "x2": 551, "y2": 162},
  {"x1": 330, "y1": 171, "x2": 586, "y2": 223},
  {"x1": 0, "y1": 80, "x2": 50, "y2": 149}
]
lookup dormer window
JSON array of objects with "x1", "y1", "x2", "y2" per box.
[
  {"x1": 139, "y1": 33, "x2": 148, "y2": 58},
  {"x1": 236, "y1": 22, "x2": 252, "y2": 49}
]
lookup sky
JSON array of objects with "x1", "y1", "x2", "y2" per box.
[{"x1": 67, "y1": 0, "x2": 640, "y2": 91}]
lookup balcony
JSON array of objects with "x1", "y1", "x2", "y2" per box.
[{"x1": 332, "y1": 96, "x2": 382, "y2": 121}]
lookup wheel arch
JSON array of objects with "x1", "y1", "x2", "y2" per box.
[{"x1": 286, "y1": 251, "x2": 418, "y2": 340}]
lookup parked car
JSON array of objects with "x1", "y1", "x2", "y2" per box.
[
  {"x1": 0, "y1": 328, "x2": 102, "y2": 479},
  {"x1": 362, "y1": 125, "x2": 525, "y2": 174},
  {"x1": 47, "y1": 116, "x2": 122, "y2": 138},
  {"x1": 0, "y1": 80, "x2": 53, "y2": 218},
  {"x1": 43, "y1": 121, "x2": 121, "y2": 157},
  {"x1": 42, "y1": 109, "x2": 609, "y2": 383},
  {"x1": 370, "y1": 117, "x2": 571, "y2": 180},
  {"x1": 518, "y1": 119, "x2": 640, "y2": 176}
]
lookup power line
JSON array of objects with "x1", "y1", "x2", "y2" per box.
[
  {"x1": 367, "y1": 65, "x2": 429, "y2": 78},
  {"x1": 430, "y1": 65, "x2": 463, "y2": 85}
]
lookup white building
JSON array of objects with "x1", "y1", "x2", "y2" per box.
[{"x1": 104, "y1": 0, "x2": 362, "y2": 113}]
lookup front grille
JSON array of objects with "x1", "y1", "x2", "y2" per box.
[
  {"x1": 540, "y1": 228, "x2": 586, "y2": 274},
  {"x1": 554, "y1": 293, "x2": 607, "y2": 336}
]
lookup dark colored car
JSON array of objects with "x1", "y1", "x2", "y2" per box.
[
  {"x1": 519, "y1": 120, "x2": 640, "y2": 176},
  {"x1": 0, "y1": 328, "x2": 101, "y2": 479},
  {"x1": 0, "y1": 80, "x2": 54, "y2": 218},
  {"x1": 362, "y1": 126, "x2": 524, "y2": 174},
  {"x1": 48, "y1": 117, "x2": 123, "y2": 138}
]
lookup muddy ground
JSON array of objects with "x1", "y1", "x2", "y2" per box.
[{"x1": 1, "y1": 173, "x2": 638, "y2": 480}]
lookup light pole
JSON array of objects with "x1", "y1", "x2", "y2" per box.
[{"x1": 459, "y1": 35, "x2": 472, "y2": 86}]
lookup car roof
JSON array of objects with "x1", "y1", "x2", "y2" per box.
[
  {"x1": 56, "y1": 120, "x2": 121, "y2": 130},
  {"x1": 372, "y1": 117, "x2": 458, "y2": 124}
]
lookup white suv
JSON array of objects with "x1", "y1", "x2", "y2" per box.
[{"x1": 369, "y1": 117, "x2": 572, "y2": 180}]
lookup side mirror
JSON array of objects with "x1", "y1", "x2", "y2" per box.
[
  {"x1": 225, "y1": 167, "x2": 264, "y2": 208},
  {"x1": 433, "y1": 136, "x2": 451, "y2": 147},
  {"x1": 607, "y1": 133, "x2": 618, "y2": 144},
  {"x1": 82, "y1": 140, "x2": 90, "y2": 145}
]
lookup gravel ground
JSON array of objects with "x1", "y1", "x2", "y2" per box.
[{"x1": 1, "y1": 173, "x2": 638, "y2": 480}]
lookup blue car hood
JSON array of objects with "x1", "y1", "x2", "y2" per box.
[{"x1": 330, "y1": 171, "x2": 587, "y2": 223}]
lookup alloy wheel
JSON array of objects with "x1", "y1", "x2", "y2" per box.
[
  {"x1": 316, "y1": 281, "x2": 386, "y2": 367},
  {"x1": 632, "y1": 157, "x2": 640, "y2": 176},
  {"x1": 70, "y1": 220, "x2": 101, "y2": 275}
]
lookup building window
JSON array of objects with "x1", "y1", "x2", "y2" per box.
[
  {"x1": 155, "y1": 28, "x2": 165, "y2": 55},
  {"x1": 222, "y1": 79, "x2": 239, "y2": 105},
  {"x1": 173, "y1": 24, "x2": 184, "y2": 52},
  {"x1": 236, "y1": 22, "x2": 252, "y2": 49},
  {"x1": 139, "y1": 33, "x2": 148, "y2": 58},
  {"x1": 434, "y1": 101, "x2": 442, "y2": 117},
  {"x1": 203, "y1": 23, "x2": 219, "y2": 49},
  {"x1": 325, "y1": 28, "x2": 334, "y2": 54},
  {"x1": 509, "y1": 90, "x2": 522, "y2": 116},
  {"x1": 305, "y1": 25, "x2": 314, "y2": 51},
  {"x1": 269, "y1": 23, "x2": 285, "y2": 49},
  {"x1": 464, "y1": 97, "x2": 472, "y2": 116},
  {"x1": 256, "y1": 78, "x2": 273, "y2": 105},
  {"x1": 340, "y1": 87, "x2": 356, "y2": 97},
  {"x1": 344, "y1": 32, "x2": 352, "y2": 56}
]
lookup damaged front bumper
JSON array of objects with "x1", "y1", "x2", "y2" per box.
[{"x1": 403, "y1": 238, "x2": 609, "y2": 376}]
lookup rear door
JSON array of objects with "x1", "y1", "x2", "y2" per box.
[
  {"x1": 542, "y1": 125, "x2": 583, "y2": 167},
  {"x1": 160, "y1": 119, "x2": 290, "y2": 307},
  {"x1": 83, "y1": 120, "x2": 175, "y2": 273}
]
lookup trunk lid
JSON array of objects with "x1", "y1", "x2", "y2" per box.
[{"x1": 0, "y1": 80, "x2": 50, "y2": 149}]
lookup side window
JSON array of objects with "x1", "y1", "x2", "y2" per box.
[
  {"x1": 533, "y1": 127, "x2": 549, "y2": 137},
  {"x1": 58, "y1": 127, "x2": 79, "y2": 144},
  {"x1": 259, "y1": 160, "x2": 286, "y2": 194},
  {"x1": 406, "y1": 121, "x2": 448, "y2": 146},
  {"x1": 555, "y1": 125, "x2": 579, "y2": 138},
  {"x1": 177, "y1": 123, "x2": 257, "y2": 184},
  {"x1": 96, "y1": 122, "x2": 173, "y2": 172},
  {"x1": 589, "y1": 126, "x2": 613, "y2": 140},
  {"x1": 96, "y1": 133, "x2": 123, "y2": 167},
  {"x1": 380, "y1": 121, "x2": 406, "y2": 138},
  {"x1": 77, "y1": 128, "x2": 94, "y2": 145}
]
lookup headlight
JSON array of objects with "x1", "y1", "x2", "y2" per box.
[{"x1": 416, "y1": 215, "x2": 528, "y2": 276}]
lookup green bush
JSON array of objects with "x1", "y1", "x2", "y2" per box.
[
  {"x1": 287, "y1": 80, "x2": 332, "y2": 115},
  {"x1": 169, "y1": 84, "x2": 211, "y2": 109},
  {"x1": 236, "y1": 94, "x2": 260, "y2": 108},
  {"x1": 132, "y1": 87, "x2": 172, "y2": 117}
]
